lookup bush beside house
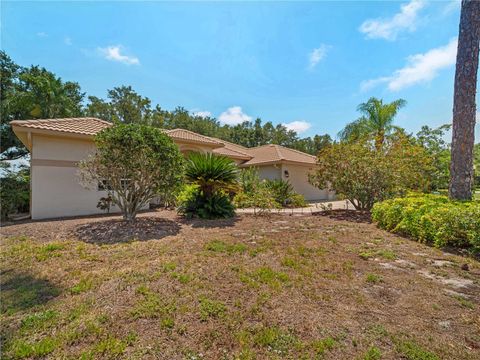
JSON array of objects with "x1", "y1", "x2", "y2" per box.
[
  {"x1": 178, "y1": 153, "x2": 238, "y2": 219},
  {"x1": 234, "y1": 168, "x2": 307, "y2": 212},
  {"x1": 79, "y1": 124, "x2": 185, "y2": 221}
]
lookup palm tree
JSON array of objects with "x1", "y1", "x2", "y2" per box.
[
  {"x1": 339, "y1": 97, "x2": 406, "y2": 150},
  {"x1": 185, "y1": 152, "x2": 239, "y2": 196},
  {"x1": 182, "y1": 153, "x2": 239, "y2": 219},
  {"x1": 449, "y1": 0, "x2": 480, "y2": 200}
]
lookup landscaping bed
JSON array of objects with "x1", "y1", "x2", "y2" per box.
[{"x1": 1, "y1": 210, "x2": 479, "y2": 359}]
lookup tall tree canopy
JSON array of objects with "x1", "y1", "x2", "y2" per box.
[
  {"x1": 0, "y1": 51, "x2": 85, "y2": 160},
  {"x1": 339, "y1": 97, "x2": 406, "y2": 150},
  {"x1": 449, "y1": 0, "x2": 480, "y2": 200}
]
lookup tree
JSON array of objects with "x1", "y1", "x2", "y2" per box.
[
  {"x1": 85, "y1": 86, "x2": 154, "y2": 125},
  {"x1": 79, "y1": 124, "x2": 185, "y2": 221},
  {"x1": 1, "y1": 54, "x2": 85, "y2": 160},
  {"x1": 415, "y1": 124, "x2": 451, "y2": 191},
  {"x1": 339, "y1": 97, "x2": 406, "y2": 150},
  {"x1": 179, "y1": 153, "x2": 238, "y2": 219},
  {"x1": 0, "y1": 162, "x2": 30, "y2": 220},
  {"x1": 309, "y1": 134, "x2": 433, "y2": 210},
  {"x1": 449, "y1": 0, "x2": 480, "y2": 200}
]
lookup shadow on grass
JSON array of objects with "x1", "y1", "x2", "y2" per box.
[
  {"x1": 315, "y1": 209, "x2": 372, "y2": 223},
  {"x1": 73, "y1": 217, "x2": 181, "y2": 244},
  {"x1": 1, "y1": 270, "x2": 62, "y2": 315},
  {"x1": 179, "y1": 215, "x2": 240, "y2": 229}
]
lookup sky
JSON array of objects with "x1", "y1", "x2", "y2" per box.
[{"x1": 2, "y1": 0, "x2": 479, "y2": 140}]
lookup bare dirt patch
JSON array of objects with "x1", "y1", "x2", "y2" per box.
[{"x1": 1, "y1": 210, "x2": 479, "y2": 359}]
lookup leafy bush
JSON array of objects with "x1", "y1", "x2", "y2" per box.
[
  {"x1": 178, "y1": 189, "x2": 235, "y2": 219},
  {"x1": 0, "y1": 164, "x2": 30, "y2": 220},
  {"x1": 79, "y1": 124, "x2": 185, "y2": 221},
  {"x1": 372, "y1": 193, "x2": 480, "y2": 250},
  {"x1": 179, "y1": 153, "x2": 238, "y2": 219},
  {"x1": 234, "y1": 168, "x2": 306, "y2": 210},
  {"x1": 265, "y1": 179, "x2": 307, "y2": 208},
  {"x1": 310, "y1": 134, "x2": 433, "y2": 210}
]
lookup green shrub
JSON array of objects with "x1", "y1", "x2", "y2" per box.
[
  {"x1": 178, "y1": 189, "x2": 235, "y2": 219},
  {"x1": 179, "y1": 153, "x2": 238, "y2": 219},
  {"x1": 235, "y1": 169, "x2": 306, "y2": 209},
  {"x1": 372, "y1": 193, "x2": 480, "y2": 250},
  {"x1": 0, "y1": 164, "x2": 30, "y2": 220},
  {"x1": 265, "y1": 179, "x2": 306, "y2": 207}
]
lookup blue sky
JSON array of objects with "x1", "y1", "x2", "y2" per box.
[{"x1": 3, "y1": 0, "x2": 478, "y2": 140}]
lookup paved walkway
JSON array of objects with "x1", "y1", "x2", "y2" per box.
[{"x1": 236, "y1": 200, "x2": 354, "y2": 215}]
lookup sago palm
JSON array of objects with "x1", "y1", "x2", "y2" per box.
[
  {"x1": 339, "y1": 97, "x2": 406, "y2": 150},
  {"x1": 185, "y1": 152, "x2": 239, "y2": 197}
]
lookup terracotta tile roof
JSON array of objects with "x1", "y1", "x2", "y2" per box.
[
  {"x1": 11, "y1": 119, "x2": 315, "y2": 165},
  {"x1": 10, "y1": 117, "x2": 112, "y2": 136},
  {"x1": 241, "y1": 144, "x2": 317, "y2": 166},
  {"x1": 164, "y1": 129, "x2": 224, "y2": 147},
  {"x1": 212, "y1": 140, "x2": 252, "y2": 160}
]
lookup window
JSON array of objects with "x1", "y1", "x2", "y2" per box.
[{"x1": 98, "y1": 180, "x2": 112, "y2": 191}]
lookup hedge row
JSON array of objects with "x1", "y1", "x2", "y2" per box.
[{"x1": 371, "y1": 193, "x2": 480, "y2": 251}]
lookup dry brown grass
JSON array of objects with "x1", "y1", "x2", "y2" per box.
[{"x1": 1, "y1": 210, "x2": 479, "y2": 359}]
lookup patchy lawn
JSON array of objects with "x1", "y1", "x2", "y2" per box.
[{"x1": 1, "y1": 210, "x2": 479, "y2": 359}]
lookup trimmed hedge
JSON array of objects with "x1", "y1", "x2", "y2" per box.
[{"x1": 372, "y1": 194, "x2": 480, "y2": 251}]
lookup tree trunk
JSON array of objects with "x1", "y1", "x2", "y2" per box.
[{"x1": 449, "y1": 0, "x2": 480, "y2": 200}]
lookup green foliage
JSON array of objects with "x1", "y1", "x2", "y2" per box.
[
  {"x1": 252, "y1": 326, "x2": 299, "y2": 354},
  {"x1": 365, "y1": 273, "x2": 383, "y2": 283},
  {"x1": 415, "y1": 124, "x2": 451, "y2": 191},
  {"x1": 310, "y1": 135, "x2": 433, "y2": 210},
  {"x1": 394, "y1": 339, "x2": 439, "y2": 360},
  {"x1": 185, "y1": 152, "x2": 238, "y2": 196},
  {"x1": 372, "y1": 193, "x2": 480, "y2": 250},
  {"x1": 1, "y1": 51, "x2": 84, "y2": 160},
  {"x1": 205, "y1": 240, "x2": 247, "y2": 254},
  {"x1": 198, "y1": 297, "x2": 226, "y2": 321},
  {"x1": 178, "y1": 190, "x2": 235, "y2": 219},
  {"x1": 362, "y1": 346, "x2": 382, "y2": 360},
  {"x1": 179, "y1": 153, "x2": 237, "y2": 219},
  {"x1": 79, "y1": 123, "x2": 184, "y2": 221},
  {"x1": 264, "y1": 179, "x2": 307, "y2": 207},
  {"x1": 10, "y1": 337, "x2": 58, "y2": 359},
  {"x1": 475, "y1": 143, "x2": 480, "y2": 188},
  {"x1": 0, "y1": 163, "x2": 29, "y2": 220},
  {"x1": 339, "y1": 97, "x2": 406, "y2": 150},
  {"x1": 234, "y1": 168, "x2": 306, "y2": 210}
]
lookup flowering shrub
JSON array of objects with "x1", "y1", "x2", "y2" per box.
[{"x1": 372, "y1": 193, "x2": 480, "y2": 251}]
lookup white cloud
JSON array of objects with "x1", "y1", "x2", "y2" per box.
[
  {"x1": 36, "y1": 32, "x2": 48, "y2": 37},
  {"x1": 218, "y1": 106, "x2": 252, "y2": 125},
  {"x1": 98, "y1": 45, "x2": 140, "y2": 65},
  {"x1": 308, "y1": 44, "x2": 330, "y2": 69},
  {"x1": 64, "y1": 37, "x2": 72, "y2": 46},
  {"x1": 283, "y1": 121, "x2": 312, "y2": 134},
  {"x1": 361, "y1": 38, "x2": 458, "y2": 92},
  {"x1": 191, "y1": 110, "x2": 212, "y2": 118},
  {"x1": 359, "y1": 0, "x2": 426, "y2": 40}
]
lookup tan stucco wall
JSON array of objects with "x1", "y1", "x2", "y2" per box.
[
  {"x1": 30, "y1": 134, "x2": 122, "y2": 219},
  {"x1": 256, "y1": 165, "x2": 282, "y2": 181},
  {"x1": 281, "y1": 163, "x2": 334, "y2": 201},
  {"x1": 29, "y1": 135, "x2": 214, "y2": 219}
]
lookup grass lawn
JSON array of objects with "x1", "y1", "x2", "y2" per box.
[{"x1": 1, "y1": 210, "x2": 479, "y2": 359}]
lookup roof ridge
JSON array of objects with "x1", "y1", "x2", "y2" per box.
[
  {"x1": 279, "y1": 144, "x2": 317, "y2": 159},
  {"x1": 271, "y1": 144, "x2": 284, "y2": 160},
  {"x1": 11, "y1": 117, "x2": 112, "y2": 125}
]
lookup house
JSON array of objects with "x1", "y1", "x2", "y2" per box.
[{"x1": 11, "y1": 117, "x2": 334, "y2": 219}]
